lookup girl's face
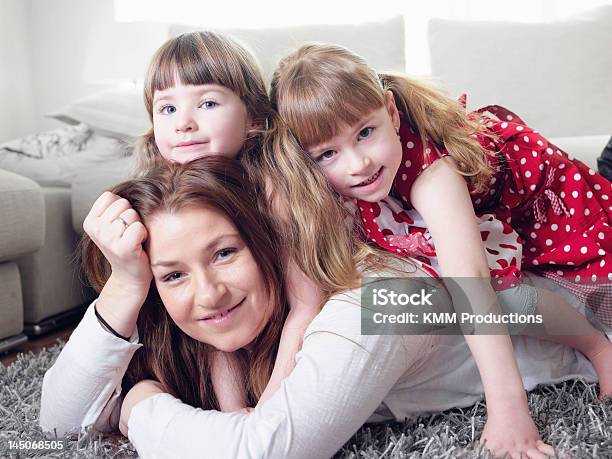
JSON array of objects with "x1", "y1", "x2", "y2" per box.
[
  {"x1": 307, "y1": 91, "x2": 402, "y2": 202},
  {"x1": 153, "y1": 82, "x2": 252, "y2": 163},
  {"x1": 147, "y1": 205, "x2": 273, "y2": 352}
]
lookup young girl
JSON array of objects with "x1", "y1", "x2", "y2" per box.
[
  {"x1": 267, "y1": 43, "x2": 612, "y2": 457},
  {"x1": 84, "y1": 31, "x2": 322, "y2": 415}
]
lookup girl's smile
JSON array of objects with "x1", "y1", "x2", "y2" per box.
[{"x1": 351, "y1": 166, "x2": 385, "y2": 191}]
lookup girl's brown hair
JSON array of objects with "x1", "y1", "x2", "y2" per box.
[
  {"x1": 136, "y1": 31, "x2": 271, "y2": 172},
  {"x1": 269, "y1": 43, "x2": 493, "y2": 192},
  {"x1": 81, "y1": 157, "x2": 287, "y2": 410}
]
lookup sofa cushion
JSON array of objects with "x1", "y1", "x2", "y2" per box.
[
  {"x1": 71, "y1": 156, "x2": 136, "y2": 235},
  {"x1": 170, "y1": 16, "x2": 405, "y2": 82},
  {"x1": 428, "y1": 6, "x2": 612, "y2": 138},
  {"x1": 0, "y1": 169, "x2": 44, "y2": 262},
  {"x1": 548, "y1": 135, "x2": 609, "y2": 171},
  {"x1": 47, "y1": 87, "x2": 149, "y2": 141},
  {"x1": 0, "y1": 133, "x2": 127, "y2": 187}
]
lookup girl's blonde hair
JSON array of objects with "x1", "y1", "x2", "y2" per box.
[
  {"x1": 135, "y1": 31, "x2": 271, "y2": 172},
  {"x1": 243, "y1": 117, "x2": 411, "y2": 298},
  {"x1": 270, "y1": 43, "x2": 493, "y2": 192}
]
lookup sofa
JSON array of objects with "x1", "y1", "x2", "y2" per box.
[
  {"x1": 427, "y1": 5, "x2": 612, "y2": 167},
  {"x1": 0, "y1": 169, "x2": 44, "y2": 352},
  {"x1": 0, "y1": 6, "x2": 610, "y2": 353}
]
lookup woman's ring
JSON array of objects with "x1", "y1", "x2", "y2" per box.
[{"x1": 116, "y1": 216, "x2": 129, "y2": 229}]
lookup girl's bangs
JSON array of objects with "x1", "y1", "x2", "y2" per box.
[
  {"x1": 285, "y1": 78, "x2": 384, "y2": 149},
  {"x1": 149, "y1": 42, "x2": 218, "y2": 93}
]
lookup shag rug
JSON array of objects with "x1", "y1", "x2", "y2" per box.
[{"x1": 1, "y1": 341, "x2": 610, "y2": 458}]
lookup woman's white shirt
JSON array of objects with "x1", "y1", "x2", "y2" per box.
[{"x1": 40, "y1": 271, "x2": 599, "y2": 459}]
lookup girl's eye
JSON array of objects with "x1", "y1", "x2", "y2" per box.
[
  {"x1": 358, "y1": 127, "x2": 374, "y2": 140},
  {"x1": 216, "y1": 247, "x2": 237, "y2": 261},
  {"x1": 162, "y1": 272, "x2": 183, "y2": 282},
  {"x1": 317, "y1": 150, "x2": 337, "y2": 162},
  {"x1": 200, "y1": 100, "x2": 218, "y2": 109},
  {"x1": 159, "y1": 104, "x2": 176, "y2": 115}
]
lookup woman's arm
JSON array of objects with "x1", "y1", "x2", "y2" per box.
[
  {"x1": 124, "y1": 295, "x2": 420, "y2": 459},
  {"x1": 39, "y1": 191, "x2": 153, "y2": 435},
  {"x1": 410, "y1": 157, "x2": 545, "y2": 457},
  {"x1": 39, "y1": 300, "x2": 143, "y2": 436}
]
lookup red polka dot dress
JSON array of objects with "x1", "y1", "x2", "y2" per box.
[
  {"x1": 357, "y1": 195, "x2": 525, "y2": 290},
  {"x1": 357, "y1": 104, "x2": 612, "y2": 326}
]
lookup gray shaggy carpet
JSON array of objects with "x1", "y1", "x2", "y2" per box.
[{"x1": 1, "y1": 341, "x2": 610, "y2": 458}]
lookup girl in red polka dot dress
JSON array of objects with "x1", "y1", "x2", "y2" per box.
[{"x1": 270, "y1": 43, "x2": 612, "y2": 458}]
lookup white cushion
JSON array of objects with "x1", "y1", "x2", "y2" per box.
[
  {"x1": 0, "y1": 133, "x2": 127, "y2": 187},
  {"x1": 46, "y1": 86, "x2": 149, "y2": 140},
  {"x1": 548, "y1": 135, "x2": 609, "y2": 170},
  {"x1": 428, "y1": 6, "x2": 612, "y2": 138},
  {"x1": 0, "y1": 123, "x2": 93, "y2": 159},
  {"x1": 170, "y1": 16, "x2": 405, "y2": 82}
]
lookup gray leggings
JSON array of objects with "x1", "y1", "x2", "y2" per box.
[{"x1": 496, "y1": 283, "x2": 539, "y2": 334}]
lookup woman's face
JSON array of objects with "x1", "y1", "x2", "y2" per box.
[{"x1": 147, "y1": 205, "x2": 273, "y2": 352}]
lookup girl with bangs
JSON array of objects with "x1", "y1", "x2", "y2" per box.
[
  {"x1": 267, "y1": 43, "x2": 612, "y2": 458},
  {"x1": 63, "y1": 31, "x2": 325, "y2": 416}
]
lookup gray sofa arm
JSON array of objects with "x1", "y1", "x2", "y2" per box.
[{"x1": 0, "y1": 168, "x2": 45, "y2": 262}]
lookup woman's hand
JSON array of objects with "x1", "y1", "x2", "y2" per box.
[
  {"x1": 84, "y1": 191, "x2": 153, "y2": 337},
  {"x1": 480, "y1": 410, "x2": 555, "y2": 458},
  {"x1": 119, "y1": 380, "x2": 166, "y2": 437},
  {"x1": 83, "y1": 191, "x2": 152, "y2": 294}
]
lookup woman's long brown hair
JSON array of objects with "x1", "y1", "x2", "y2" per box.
[{"x1": 81, "y1": 157, "x2": 287, "y2": 410}]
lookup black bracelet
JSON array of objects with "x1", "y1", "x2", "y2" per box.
[{"x1": 94, "y1": 304, "x2": 131, "y2": 341}]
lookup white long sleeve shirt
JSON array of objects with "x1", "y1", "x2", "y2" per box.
[{"x1": 40, "y1": 274, "x2": 600, "y2": 458}]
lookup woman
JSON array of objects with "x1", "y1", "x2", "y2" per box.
[{"x1": 40, "y1": 157, "x2": 600, "y2": 458}]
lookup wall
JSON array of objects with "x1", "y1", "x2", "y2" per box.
[
  {"x1": 0, "y1": 0, "x2": 35, "y2": 142},
  {"x1": 28, "y1": 0, "x2": 116, "y2": 133}
]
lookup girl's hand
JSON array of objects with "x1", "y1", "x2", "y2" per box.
[
  {"x1": 210, "y1": 351, "x2": 248, "y2": 413},
  {"x1": 83, "y1": 191, "x2": 152, "y2": 294},
  {"x1": 119, "y1": 380, "x2": 165, "y2": 437},
  {"x1": 480, "y1": 411, "x2": 555, "y2": 458},
  {"x1": 257, "y1": 259, "x2": 322, "y2": 405},
  {"x1": 285, "y1": 258, "x2": 324, "y2": 318}
]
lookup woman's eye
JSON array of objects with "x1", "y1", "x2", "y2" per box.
[
  {"x1": 162, "y1": 272, "x2": 183, "y2": 282},
  {"x1": 358, "y1": 127, "x2": 374, "y2": 140},
  {"x1": 216, "y1": 247, "x2": 237, "y2": 261},
  {"x1": 159, "y1": 105, "x2": 176, "y2": 115},
  {"x1": 200, "y1": 100, "x2": 218, "y2": 109},
  {"x1": 318, "y1": 150, "x2": 337, "y2": 162}
]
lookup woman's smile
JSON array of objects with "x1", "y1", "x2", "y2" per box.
[{"x1": 198, "y1": 298, "x2": 246, "y2": 327}]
